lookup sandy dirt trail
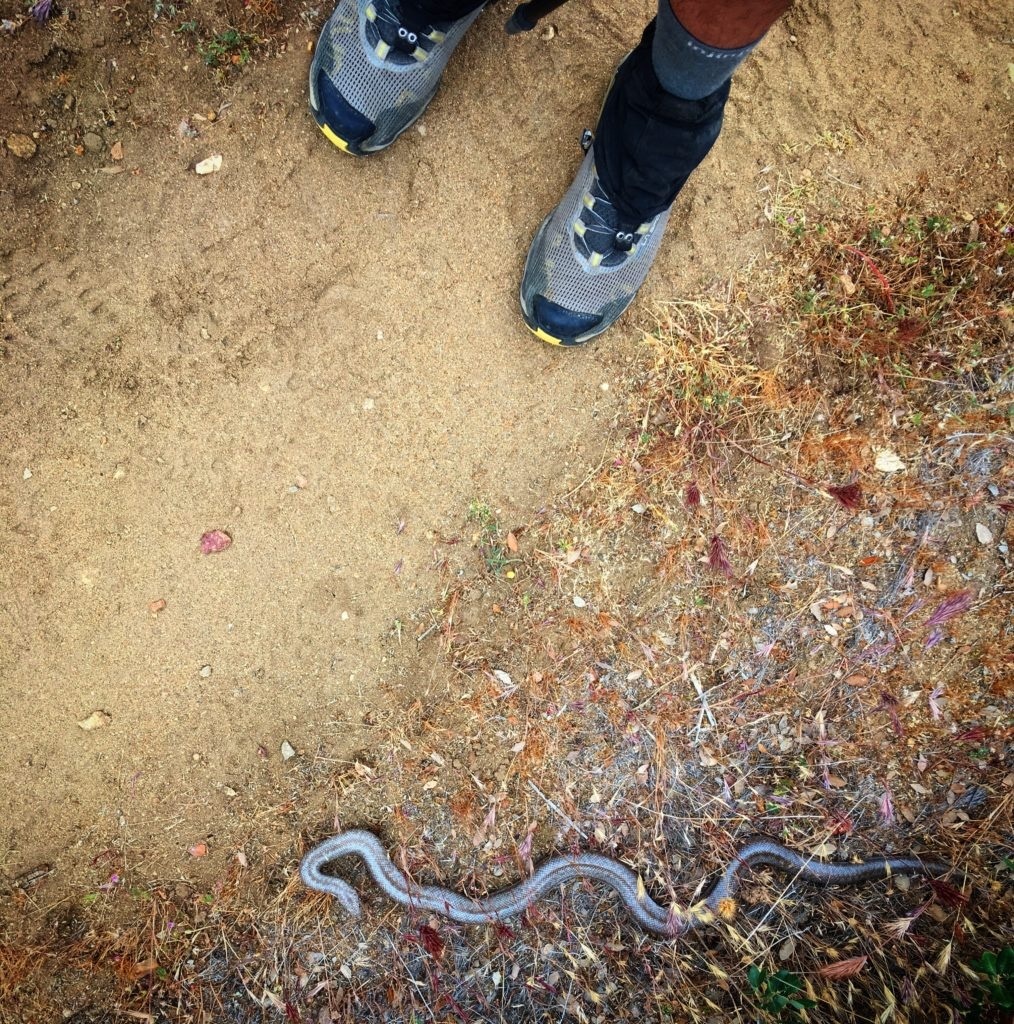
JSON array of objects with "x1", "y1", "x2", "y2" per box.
[{"x1": 1, "y1": 0, "x2": 1009, "y2": 889}]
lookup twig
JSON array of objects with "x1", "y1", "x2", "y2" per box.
[{"x1": 527, "y1": 781, "x2": 588, "y2": 840}]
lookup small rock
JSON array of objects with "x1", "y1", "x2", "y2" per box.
[
  {"x1": 82, "y1": 131, "x2": 103, "y2": 153},
  {"x1": 975, "y1": 523, "x2": 993, "y2": 545},
  {"x1": 195, "y1": 154, "x2": 223, "y2": 175},
  {"x1": 22, "y1": 467, "x2": 32, "y2": 480},
  {"x1": 999, "y1": 542, "x2": 1009, "y2": 556},
  {"x1": 77, "y1": 710, "x2": 112, "y2": 731},
  {"x1": 6, "y1": 133, "x2": 37, "y2": 159},
  {"x1": 110, "y1": 140, "x2": 123, "y2": 161},
  {"x1": 280, "y1": 740, "x2": 296, "y2": 761},
  {"x1": 148, "y1": 598, "x2": 167, "y2": 614},
  {"x1": 362, "y1": 398, "x2": 375, "y2": 411},
  {"x1": 199, "y1": 664, "x2": 212, "y2": 678},
  {"x1": 540, "y1": 23, "x2": 556, "y2": 40},
  {"x1": 572, "y1": 595, "x2": 587, "y2": 608}
]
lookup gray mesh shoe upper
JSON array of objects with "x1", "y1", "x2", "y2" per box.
[
  {"x1": 520, "y1": 148, "x2": 670, "y2": 345},
  {"x1": 309, "y1": 0, "x2": 484, "y2": 153}
]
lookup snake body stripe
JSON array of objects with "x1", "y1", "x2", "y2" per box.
[{"x1": 301, "y1": 830, "x2": 948, "y2": 937}]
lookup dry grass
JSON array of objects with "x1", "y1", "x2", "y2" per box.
[{"x1": 3, "y1": 196, "x2": 1012, "y2": 1023}]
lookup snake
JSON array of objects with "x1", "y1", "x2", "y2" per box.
[{"x1": 301, "y1": 830, "x2": 949, "y2": 937}]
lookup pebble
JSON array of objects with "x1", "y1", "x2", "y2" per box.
[
  {"x1": 975, "y1": 523, "x2": 993, "y2": 545},
  {"x1": 280, "y1": 740, "x2": 296, "y2": 761},
  {"x1": 199, "y1": 664, "x2": 212, "y2": 678},
  {"x1": 6, "y1": 133, "x2": 37, "y2": 159},
  {"x1": 82, "y1": 131, "x2": 103, "y2": 153},
  {"x1": 999, "y1": 542, "x2": 1009, "y2": 556},
  {"x1": 22, "y1": 467, "x2": 32, "y2": 480},
  {"x1": 861, "y1": 516, "x2": 875, "y2": 527}
]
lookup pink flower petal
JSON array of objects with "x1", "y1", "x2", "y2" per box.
[{"x1": 200, "y1": 530, "x2": 232, "y2": 555}]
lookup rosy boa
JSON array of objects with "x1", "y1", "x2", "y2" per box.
[{"x1": 301, "y1": 829, "x2": 948, "y2": 936}]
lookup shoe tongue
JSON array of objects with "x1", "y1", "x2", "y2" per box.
[{"x1": 388, "y1": 0, "x2": 432, "y2": 36}]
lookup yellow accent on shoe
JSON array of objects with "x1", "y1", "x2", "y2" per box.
[
  {"x1": 582, "y1": 194, "x2": 595, "y2": 210},
  {"x1": 412, "y1": 46, "x2": 428, "y2": 61},
  {"x1": 589, "y1": 251, "x2": 603, "y2": 268},
  {"x1": 365, "y1": 3, "x2": 376, "y2": 18},
  {"x1": 573, "y1": 220, "x2": 586, "y2": 238},
  {"x1": 319, "y1": 122, "x2": 352, "y2": 152},
  {"x1": 527, "y1": 324, "x2": 564, "y2": 346},
  {"x1": 426, "y1": 28, "x2": 445, "y2": 41},
  {"x1": 375, "y1": 40, "x2": 391, "y2": 58}
]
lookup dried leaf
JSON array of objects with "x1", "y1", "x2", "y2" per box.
[
  {"x1": 110, "y1": 140, "x2": 124, "y2": 161},
  {"x1": 506, "y1": 531, "x2": 518, "y2": 553},
  {"x1": 879, "y1": 785, "x2": 895, "y2": 824},
  {"x1": 817, "y1": 955, "x2": 868, "y2": 980},
  {"x1": 188, "y1": 843, "x2": 208, "y2": 858},
  {"x1": 129, "y1": 959, "x2": 159, "y2": 979},
  {"x1": 685, "y1": 481, "x2": 701, "y2": 510},
  {"x1": 200, "y1": 529, "x2": 232, "y2": 554},
  {"x1": 874, "y1": 449, "x2": 906, "y2": 473}
]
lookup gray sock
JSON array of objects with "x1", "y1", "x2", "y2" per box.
[{"x1": 651, "y1": 0, "x2": 761, "y2": 100}]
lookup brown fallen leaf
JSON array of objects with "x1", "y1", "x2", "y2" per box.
[
  {"x1": 506, "y1": 531, "x2": 518, "y2": 553},
  {"x1": 110, "y1": 140, "x2": 123, "y2": 160},
  {"x1": 188, "y1": 842, "x2": 208, "y2": 858},
  {"x1": 129, "y1": 959, "x2": 159, "y2": 979},
  {"x1": 77, "y1": 710, "x2": 112, "y2": 731}
]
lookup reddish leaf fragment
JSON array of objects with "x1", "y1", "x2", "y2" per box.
[
  {"x1": 825, "y1": 482, "x2": 864, "y2": 511},
  {"x1": 506, "y1": 531, "x2": 519, "y2": 553},
  {"x1": 928, "y1": 877, "x2": 967, "y2": 909},
  {"x1": 924, "y1": 590, "x2": 973, "y2": 629},
  {"x1": 817, "y1": 955, "x2": 868, "y2": 980},
  {"x1": 418, "y1": 925, "x2": 445, "y2": 958},
  {"x1": 200, "y1": 529, "x2": 232, "y2": 554},
  {"x1": 879, "y1": 785, "x2": 895, "y2": 824},
  {"x1": 708, "y1": 534, "x2": 733, "y2": 577},
  {"x1": 188, "y1": 843, "x2": 208, "y2": 858},
  {"x1": 685, "y1": 481, "x2": 701, "y2": 510}
]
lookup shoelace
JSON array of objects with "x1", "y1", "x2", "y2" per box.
[
  {"x1": 573, "y1": 131, "x2": 650, "y2": 265},
  {"x1": 577, "y1": 180, "x2": 649, "y2": 267},
  {"x1": 370, "y1": 0, "x2": 446, "y2": 57}
]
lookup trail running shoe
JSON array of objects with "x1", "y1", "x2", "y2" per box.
[
  {"x1": 520, "y1": 147, "x2": 670, "y2": 346},
  {"x1": 309, "y1": 0, "x2": 484, "y2": 155}
]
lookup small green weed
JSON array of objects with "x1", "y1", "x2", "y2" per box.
[
  {"x1": 747, "y1": 965, "x2": 817, "y2": 1020},
  {"x1": 964, "y1": 948, "x2": 1014, "y2": 1023},
  {"x1": 467, "y1": 501, "x2": 512, "y2": 574},
  {"x1": 198, "y1": 28, "x2": 256, "y2": 67}
]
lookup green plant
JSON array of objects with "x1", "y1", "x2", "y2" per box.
[
  {"x1": 467, "y1": 501, "x2": 511, "y2": 574},
  {"x1": 198, "y1": 28, "x2": 256, "y2": 67},
  {"x1": 747, "y1": 965, "x2": 817, "y2": 1020},
  {"x1": 964, "y1": 948, "x2": 1014, "y2": 1023}
]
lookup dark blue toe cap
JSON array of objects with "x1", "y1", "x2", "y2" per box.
[
  {"x1": 530, "y1": 296, "x2": 602, "y2": 342},
  {"x1": 315, "y1": 74, "x2": 375, "y2": 147}
]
